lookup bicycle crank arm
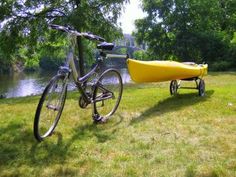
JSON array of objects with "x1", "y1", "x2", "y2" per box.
[
  {"x1": 94, "y1": 93, "x2": 114, "y2": 103},
  {"x1": 46, "y1": 104, "x2": 59, "y2": 111}
]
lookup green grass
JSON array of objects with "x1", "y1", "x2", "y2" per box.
[{"x1": 0, "y1": 72, "x2": 236, "y2": 177}]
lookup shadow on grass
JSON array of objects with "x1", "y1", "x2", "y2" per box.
[
  {"x1": 30, "y1": 113, "x2": 124, "y2": 163},
  {"x1": 0, "y1": 122, "x2": 66, "y2": 168},
  {"x1": 66, "y1": 113, "x2": 124, "y2": 145},
  {"x1": 0, "y1": 113, "x2": 124, "y2": 173},
  {"x1": 130, "y1": 90, "x2": 214, "y2": 125},
  {"x1": 208, "y1": 71, "x2": 236, "y2": 76}
]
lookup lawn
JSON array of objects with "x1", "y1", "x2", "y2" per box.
[{"x1": 0, "y1": 72, "x2": 235, "y2": 177}]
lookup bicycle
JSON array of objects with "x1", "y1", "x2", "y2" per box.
[{"x1": 34, "y1": 24, "x2": 123, "y2": 142}]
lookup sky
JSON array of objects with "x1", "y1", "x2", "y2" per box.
[{"x1": 118, "y1": 0, "x2": 146, "y2": 34}]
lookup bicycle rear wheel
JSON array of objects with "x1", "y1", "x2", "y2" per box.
[
  {"x1": 93, "y1": 69, "x2": 123, "y2": 122},
  {"x1": 34, "y1": 75, "x2": 67, "y2": 141}
]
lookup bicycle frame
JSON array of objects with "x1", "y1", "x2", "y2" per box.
[
  {"x1": 34, "y1": 24, "x2": 124, "y2": 141},
  {"x1": 51, "y1": 24, "x2": 123, "y2": 112},
  {"x1": 57, "y1": 43, "x2": 103, "y2": 106}
]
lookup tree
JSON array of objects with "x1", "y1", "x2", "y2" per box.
[
  {"x1": 0, "y1": 0, "x2": 129, "y2": 74},
  {"x1": 134, "y1": 0, "x2": 236, "y2": 67}
]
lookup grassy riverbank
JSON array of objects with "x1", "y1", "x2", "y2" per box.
[{"x1": 0, "y1": 72, "x2": 236, "y2": 177}]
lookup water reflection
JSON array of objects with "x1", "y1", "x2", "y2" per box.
[
  {"x1": 0, "y1": 69, "x2": 131, "y2": 98},
  {"x1": 120, "y1": 68, "x2": 131, "y2": 84},
  {"x1": 0, "y1": 71, "x2": 56, "y2": 98}
]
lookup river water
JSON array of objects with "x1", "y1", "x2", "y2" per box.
[{"x1": 0, "y1": 68, "x2": 131, "y2": 98}]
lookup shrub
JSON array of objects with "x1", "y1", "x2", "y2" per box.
[
  {"x1": 227, "y1": 45, "x2": 236, "y2": 68},
  {"x1": 24, "y1": 53, "x2": 40, "y2": 71},
  {"x1": 133, "y1": 50, "x2": 149, "y2": 60},
  {"x1": 210, "y1": 61, "x2": 232, "y2": 71},
  {"x1": 24, "y1": 60, "x2": 39, "y2": 71},
  {"x1": 39, "y1": 56, "x2": 64, "y2": 71}
]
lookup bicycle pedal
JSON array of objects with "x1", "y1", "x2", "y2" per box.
[
  {"x1": 46, "y1": 104, "x2": 59, "y2": 111},
  {"x1": 93, "y1": 114, "x2": 105, "y2": 123}
]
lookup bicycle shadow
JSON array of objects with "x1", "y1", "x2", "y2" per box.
[
  {"x1": 29, "y1": 114, "x2": 124, "y2": 166},
  {"x1": 130, "y1": 90, "x2": 214, "y2": 125},
  {"x1": 65, "y1": 113, "x2": 124, "y2": 145},
  {"x1": 0, "y1": 123, "x2": 39, "y2": 166},
  {"x1": 0, "y1": 112, "x2": 124, "y2": 175}
]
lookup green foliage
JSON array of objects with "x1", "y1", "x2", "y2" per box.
[
  {"x1": 0, "y1": 49, "x2": 11, "y2": 73},
  {"x1": 211, "y1": 61, "x2": 232, "y2": 71},
  {"x1": 112, "y1": 46, "x2": 140, "y2": 59},
  {"x1": 225, "y1": 44, "x2": 236, "y2": 69},
  {"x1": 0, "y1": 0, "x2": 129, "y2": 72},
  {"x1": 24, "y1": 56, "x2": 39, "y2": 71},
  {"x1": 0, "y1": 31, "x2": 18, "y2": 73},
  {"x1": 114, "y1": 47, "x2": 127, "y2": 55},
  {"x1": 82, "y1": 40, "x2": 97, "y2": 68},
  {"x1": 231, "y1": 32, "x2": 236, "y2": 44},
  {"x1": 39, "y1": 56, "x2": 63, "y2": 71},
  {"x1": 37, "y1": 31, "x2": 67, "y2": 70},
  {"x1": 17, "y1": 47, "x2": 38, "y2": 71},
  {"x1": 135, "y1": 0, "x2": 236, "y2": 66},
  {"x1": 133, "y1": 50, "x2": 149, "y2": 60}
]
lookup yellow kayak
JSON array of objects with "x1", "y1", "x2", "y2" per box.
[{"x1": 127, "y1": 59, "x2": 208, "y2": 83}]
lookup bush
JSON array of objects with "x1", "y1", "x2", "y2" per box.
[
  {"x1": 24, "y1": 60, "x2": 39, "y2": 71},
  {"x1": 210, "y1": 61, "x2": 232, "y2": 71},
  {"x1": 227, "y1": 45, "x2": 236, "y2": 68},
  {"x1": 24, "y1": 54, "x2": 40, "y2": 71},
  {"x1": 39, "y1": 56, "x2": 64, "y2": 71},
  {"x1": 133, "y1": 50, "x2": 149, "y2": 60}
]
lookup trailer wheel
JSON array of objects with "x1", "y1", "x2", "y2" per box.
[
  {"x1": 198, "y1": 79, "x2": 205, "y2": 97},
  {"x1": 170, "y1": 80, "x2": 178, "y2": 95}
]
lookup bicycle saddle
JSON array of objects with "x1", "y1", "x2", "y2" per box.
[{"x1": 97, "y1": 42, "x2": 114, "y2": 51}]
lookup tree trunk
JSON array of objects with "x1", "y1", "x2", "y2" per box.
[
  {"x1": 76, "y1": 36, "x2": 85, "y2": 77},
  {"x1": 75, "y1": 0, "x2": 84, "y2": 77}
]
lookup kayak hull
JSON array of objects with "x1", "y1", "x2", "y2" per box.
[{"x1": 127, "y1": 59, "x2": 208, "y2": 83}]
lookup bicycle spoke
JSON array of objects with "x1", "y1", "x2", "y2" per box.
[
  {"x1": 34, "y1": 75, "x2": 67, "y2": 141},
  {"x1": 93, "y1": 69, "x2": 123, "y2": 120}
]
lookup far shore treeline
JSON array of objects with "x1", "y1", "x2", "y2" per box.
[{"x1": 0, "y1": 0, "x2": 235, "y2": 74}]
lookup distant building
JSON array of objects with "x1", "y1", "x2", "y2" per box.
[
  {"x1": 104, "y1": 34, "x2": 146, "y2": 68},
  {"x1": 114, "y1": 34, "x2": 146, "y2": 50}
]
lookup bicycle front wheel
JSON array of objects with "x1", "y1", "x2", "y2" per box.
[
  {"x1": 34, "y1": 75, "x2": 67, "y2": 141},
  {"x1": 93, "y1": 69, "x2": 123, "y2": 121}
]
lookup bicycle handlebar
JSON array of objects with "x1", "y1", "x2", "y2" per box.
[{"x1": 49, "y1": 24, "x2": 105, "y2": 42}]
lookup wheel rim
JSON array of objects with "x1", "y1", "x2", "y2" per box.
[
  {"x1": 170, "y1": 80, "x2": 178, "y2": 95},
  {"x1": 94, "y1": 70, "x2": 122, "y2": 119},
  {"x1": 38, "y1": 77, "x2": 66, "y2": 138},
  {"x1": 199, "y1": 80, "x2": 205, "y2": 96}
]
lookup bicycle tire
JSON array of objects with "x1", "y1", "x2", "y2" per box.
[
  {"x1": 93, "y1": 69, "x2": 123, "y2": 122},
  {"x1": 34, "y1": 74, "x2": 67, "y2": 141}
]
